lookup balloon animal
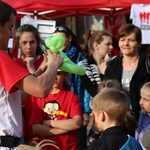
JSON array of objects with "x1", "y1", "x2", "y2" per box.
[{"x1": 45, "y1": 34, "x2": 86, "y2": 75}]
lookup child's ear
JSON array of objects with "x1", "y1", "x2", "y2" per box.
[
  {"x1": 99, "y1": 111, "x2": 106, "y2": 122},
  {"x1": 94, "y1": 116, "x2": 98, "y2": 126}
]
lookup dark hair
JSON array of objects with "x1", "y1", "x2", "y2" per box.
[
  {"x1": 57, "y1": 71, "x2": 70, "y2": 91},
  {"x1": 16, "y1": 24, "x2": 43, "y2": 55},
  {"x1": 62, "y1": 78, "x2": 70, "y2": 91},
  {"x1": 54, "y1": 25, "x2": 82, "y2": 52},
  {"x1": 83, "y1": 30, "x2": 95, "y2": 44},
  {"x1": 0, "y1": 1, "x2": 17, "y2": 27},
  {"x1": 44, "y1": 100, "x2": 60, "y2": 108},
  {"x1": 121, "y1": 111, "x2": 137, "y2": 137},
  {"x1": 82, "y1": 30, "x2": 95, "y2": 58},
  {"x1": 117, "y1": 23, "x2": 142, "y2": 45}
]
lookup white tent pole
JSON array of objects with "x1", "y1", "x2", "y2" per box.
[
  {"x1": 38, "y1": 10, "x2": 56, "y2": 15},
  {"x1": 17, "y1": 11, "x2": 33, "y2": 16},
  {"x1": 34, "y1": 10, "x2": 38, "y2": 20},
  {"x1": 17, "y1": 10, "x2": 57, "y2": 20}
]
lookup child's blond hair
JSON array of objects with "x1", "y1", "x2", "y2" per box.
[
  {"x1": 140, "y1": 82, "x2": 150, "y2": 92},
  {"x1": 16, "y1": 139, "x2": 60, "y2": 150},
  {"x1": 92, "y1": 88, "x2": 128, "y2": 123}
]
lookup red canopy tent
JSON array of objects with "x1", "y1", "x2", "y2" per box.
[
  {"x1": 2, "y1": 0, "x2": 150, "y2": 19},
  {"x1": 2, "y1": 0, "x2": 150, "y2": 58}
]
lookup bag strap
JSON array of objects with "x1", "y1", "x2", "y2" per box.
[{"x1": 145, "y1": 55, "x2": 150, "y2": 75}]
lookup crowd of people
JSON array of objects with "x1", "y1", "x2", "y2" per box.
[{"x1": 0, "y1": 1, "x2": 150, "y2": 150}]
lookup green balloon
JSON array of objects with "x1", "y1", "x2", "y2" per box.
[
  {"x1": 45, "y1": 34, "x2": 65, "y2": 53},
  {"x1": 58, "y1": 50, "x2": 86, "y2": 75},
  {"x1": 44, "y1": 34, "x2": 86, "y2": 75},
  {"x1": 49, "y1": 46, "x2": 58, "y2": 53},
  {"x1": 45, "y1": 36, "x2": 52, "y2": 49}
]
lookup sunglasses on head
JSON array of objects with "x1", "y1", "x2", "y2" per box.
[{"x1": 55, "y1": 26, "x2": 70, "y2": 35}]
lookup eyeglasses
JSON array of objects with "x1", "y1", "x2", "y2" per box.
[{"x1": 55, "y1": 26, "x2": 70, "y2": 35}]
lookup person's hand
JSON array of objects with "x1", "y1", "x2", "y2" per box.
[
  {"x1": 39, "y1": 54, "x2": 47, "y2": 72},
  {"x1": 82, "y1": 113, "x2": 90, "y2": 126},
  {"x1": 23, "y1": 56, "x2": 36, "y2": 73},
  {"x1": 46, "y1": 50, "x2": 64, "y2": 69},
  {"x1": 23, "y1": 56, "x2": 35, "y2": 64}
]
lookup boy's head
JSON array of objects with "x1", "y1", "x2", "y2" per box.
[
  {"x1": 98, "y1": 79, "x2": 120, "y2": 92},
  {"x1": 92, "y1": 88, "x2": 128, "y2": 131},
  {"x1": 140, "y1": 82, "x2": 150, "y2": 113}
]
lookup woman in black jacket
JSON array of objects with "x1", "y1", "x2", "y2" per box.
[{"x1": 104, "y1": 23, "x2": 150, "y2": 121}]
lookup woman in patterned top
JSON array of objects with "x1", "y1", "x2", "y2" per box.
[
  {"x1": 78, "y1": 30, "x2": 113, "y2": 97},
  {"x1": 78, "y1": 30, "x2": 113, "y2": 144}
]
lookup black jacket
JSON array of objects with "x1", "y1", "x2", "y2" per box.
[
  {"x1": 79, "y1": 56, "x2": 104, "y2": 97},
  {"x1": 87, "y1": 126, "x2": 142, "y2": 150},
  {"x1": 104, "y1": 52, "x2": 150, "y2": 120},
  {"x1": 87, "y1": 126, "x2": 128, "y2": 150}
]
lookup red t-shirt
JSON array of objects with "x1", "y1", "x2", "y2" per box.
[
  {"x1": 16, "y1": 55, "x2": 44, "y2": 70},
  {"x1": 0, "y1": 50, "x2": 30, "y2": 137},
  {"x1": 30, "y1": 90, "x2": 82, "y2": 150},
  {"x1": 16, "y1": 55, "x2": 44, "y2": 143},
  {"x1": 0, "y1": 51, "x2": 30, "y2": 92}
]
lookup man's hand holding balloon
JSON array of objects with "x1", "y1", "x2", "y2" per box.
[{"x1": 45, "y1": 34, "x2": 86, "y2": 75}]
